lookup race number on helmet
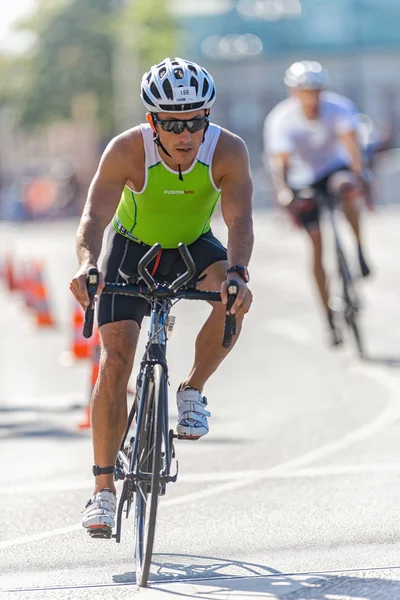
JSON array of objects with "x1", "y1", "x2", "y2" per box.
[{"x1": 141, "y1": 57, "x2": 216, "y2": 113}]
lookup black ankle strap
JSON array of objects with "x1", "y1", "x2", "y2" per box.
[{"x1": 92, "y1": 465, "x2": 115, "y2": 476}]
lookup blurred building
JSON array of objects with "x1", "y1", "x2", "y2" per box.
[
  {"x1": 180, "y1": 0, "x2": 400, "y2": 171},
  {"x1": 0, "y1": 94, "x2": 100, "y2": 220}
]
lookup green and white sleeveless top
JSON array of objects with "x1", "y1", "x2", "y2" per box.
[{"x1": 113, "y1": 123, "x2": 222, "y2": 249}]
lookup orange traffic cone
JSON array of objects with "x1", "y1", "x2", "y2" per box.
[
  {"x1": 70, "y1": 300, "x2": 93, "y2": 360},
  {"x1": 31, "y1": 260, "x2": 56, "y2": 327},
  {"x1": 77, "y1": 329, "x2": 101, "y2": 429},
  {"x1": 4, "y1": 254, "x2": 18, "y2": 292},
  {"x1": 21, "y1": 260, "x2": 36, "y2": 310}
]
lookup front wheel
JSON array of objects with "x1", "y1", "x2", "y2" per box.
[
  {"x1": 134, "y1": 364, "x2": 165, "y2": 587},
  {"x1": 345, "y1": 306, "x2": 365, "y2": 358}
]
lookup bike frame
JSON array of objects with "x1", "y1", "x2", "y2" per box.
[{"x1": 113, "y1": 296, "x2": 177, "y2": 544}]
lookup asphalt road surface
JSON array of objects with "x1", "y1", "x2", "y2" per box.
[{"x1": 1, "y1": 207, "x2": 400, "y2": 599}]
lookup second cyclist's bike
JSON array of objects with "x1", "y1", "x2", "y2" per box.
[{"x1": 325, "y1": 193, "x2": 365, "y2": 357}]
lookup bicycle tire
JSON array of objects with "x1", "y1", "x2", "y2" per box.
[
  {"x1": 339, "y1": 253, "x2": 365, "y2": 358},
  {"x1": 134, "y1": 363, "x2": 165, "y2": 587},
  {"x1": 348, "y1": 313, "x2": 364, "y2": 358}
]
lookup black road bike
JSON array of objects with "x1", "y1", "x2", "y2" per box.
[
  {"x1": 325, "y1": 192, "x2": 365, "y2": 357},
  {"x1": 83, "y1": 242, "x2": 238, "y2": 587}
]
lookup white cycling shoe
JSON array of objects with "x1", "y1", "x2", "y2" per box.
[
  {"x1": 81, "y1": 488, "x2": 116, "y2": 538},
  {"x1": 176, "y1": 387, "x2": 210, "y2": 440}
]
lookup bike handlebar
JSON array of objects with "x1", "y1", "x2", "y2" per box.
[
  {"x1": 137, "y1": 242, "x2": 196, "y2": 292},
  {"x1": 83, "y1": 243, "x2": 239, "y2": 347}
]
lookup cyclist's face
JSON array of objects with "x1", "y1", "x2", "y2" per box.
[
  {"x1": 146, "y1": 109, "x2": 207, "y2": 166},
  {"x1": 294, "y1": 89, "x2": 322, "y2": 119}
]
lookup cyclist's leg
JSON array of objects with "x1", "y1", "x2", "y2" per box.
[
  {"x1": 292, "y1": 190, "x2": 341, "y2": 344},
  {"x1": 327, "y1": 170, "x2": 370, "y2": 276},
  {"x1": 89, "y1": 232, "x2": 149, "y2": 496},
  {"x1": 291, "y1": 191, "x2": 329, "y2": 308},
  {"x1": 183, "y1": 231, "x2": 252, "y2": 392},
  {"x1": 91, "y1": 321, "x2": 139, "y2": 496},
  {"x1": 182, "y1": 259, "x2": 248, "y2": 393},
  {"x1": 172, "y1": 232, "x2": 248, "y2": 437}
]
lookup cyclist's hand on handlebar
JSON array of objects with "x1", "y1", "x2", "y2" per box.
[
  {"x1": 69, "y1": 265, "x2": 104, "y2": 310},
  {"x1": 221, "y1": 275, "x2": 252, "y2": 315}
]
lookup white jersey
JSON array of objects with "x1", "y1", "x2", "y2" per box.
[{"x1": 264, "y1": 91, "x2": 359, "y2": 189}]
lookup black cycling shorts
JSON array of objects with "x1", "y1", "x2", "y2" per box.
[
  {"x1": 292, "y1": 165, "x2": 352, "y2": 229},
  {"x1": 98, "y1": 229, "x2": 227, "y2": 328}
]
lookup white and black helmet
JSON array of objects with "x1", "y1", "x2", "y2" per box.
[
  {"x1": 284, "y1": 61, "x2": 330, "y2": 89},
  {"x1": 141, "y1": 57, "x2": 216, "y2": 113}
]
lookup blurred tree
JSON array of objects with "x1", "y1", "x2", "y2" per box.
[
  {"x1": 0, "y1": 53, "x2": 28, "y2": 110},
  {"x1": 2, "y1": 0, "x2": 180, "y2": 140},
  {"x1": 116, "y1": 0, "x2": 180, "y2": 69},
  {"x1": 17, "y1": 0, "x2": 114, "y2": 139}
]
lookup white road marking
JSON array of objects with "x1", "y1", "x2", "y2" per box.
[{"x1": 0, "y1": 523, "x2": 82, "y2": 550}]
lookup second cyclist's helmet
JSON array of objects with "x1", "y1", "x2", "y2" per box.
[
  {"x1": 141, "y1": 57, "x2": 216, "y2": 113},
  {"x1": 284, "y1": 61, "x2": 330, "y2": 90}
]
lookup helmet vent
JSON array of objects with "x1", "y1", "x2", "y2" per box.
[
  {"x1": 142, "y1": 91, "x2": 156, "y2": 107},
  {"x1": 150, "y1": 82, "x2": 161, "y2": 99},
  {"x1": 202, "y1": 78, "x2": 209, "y2": 96},
  {"x1": 209, "y1": 87, "x2": 216, "y2": 102},
  {"x1": 188, "y1": 65, "x2": 197, "y2": 74},
  {"x1": 174, "y1": 68, "x2": 184, "y2": 80},
  {"x1": 190, "y1": 76, "x2": 198, "y2": 93},
  {"x1": 163, "y1": 78, "x2": 173, "y2": 100},
  {"x1": 159, "y1": 67, "x2": 166, "y2": 78}
]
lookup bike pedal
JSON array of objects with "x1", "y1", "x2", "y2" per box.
[{"x1": 87, "y1": 527, "x2": 112, "y2": 540}]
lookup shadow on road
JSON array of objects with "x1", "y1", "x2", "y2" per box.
[
  {"x1": 1, "y1": 417, "x2": 88, "y2": 439},
  {"x1": 113, "y1": 554, "x2": 400, "y2": 597},
  {"x1": 360, "y1": 355, "x2": 400, "y2": 367},
  {"x1": 0, "y1": 404, "x2": 83, "y2": 413}
]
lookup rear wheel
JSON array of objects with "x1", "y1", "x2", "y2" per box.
[{"x1": 134, "y1": 364, "x2": 165, "y2": 587}]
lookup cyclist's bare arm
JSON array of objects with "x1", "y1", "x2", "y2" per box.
[
  {"x1": 338, "y1": 130, "x2": 364, "y2": 178},
  {"x1": 214, "y1": 131, "x2": 254, "y2": 313},
  {"x1": 71, "y1": 128, "x2": 143, "y2": 308},
  {"x1": 268, "y1": 152, "x2": 293, "y2": 205}
]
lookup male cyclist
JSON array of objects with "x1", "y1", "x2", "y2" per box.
[
  {"x1": 264, "y1": 60, "x2": 370, "y2": 346},
  {"x1": 70, "y1": 57, "x2": 253, "y2": 536}
]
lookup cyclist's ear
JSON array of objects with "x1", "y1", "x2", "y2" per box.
[{"x1": 146, "y1": 113, "x2": 157, "y2": 132}]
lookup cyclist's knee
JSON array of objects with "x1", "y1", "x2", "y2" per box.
[
  {"x1": 99, "y1": 321, "x2": 138, "y2": 379},
  {"x1": 328, "y1": 170, "x2": 359, "y2": 202},
  {"x1": 341, "y1": 186, "x2": 359, "y2": 204}
]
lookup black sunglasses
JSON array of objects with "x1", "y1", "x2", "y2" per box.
[{"x1": 153, "y1": 115, "x2": 208, "y2": 135}]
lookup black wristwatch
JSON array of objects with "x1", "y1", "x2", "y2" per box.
[{"x1": 226, "y1": 265, "x2": 250, "y2": 283}]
